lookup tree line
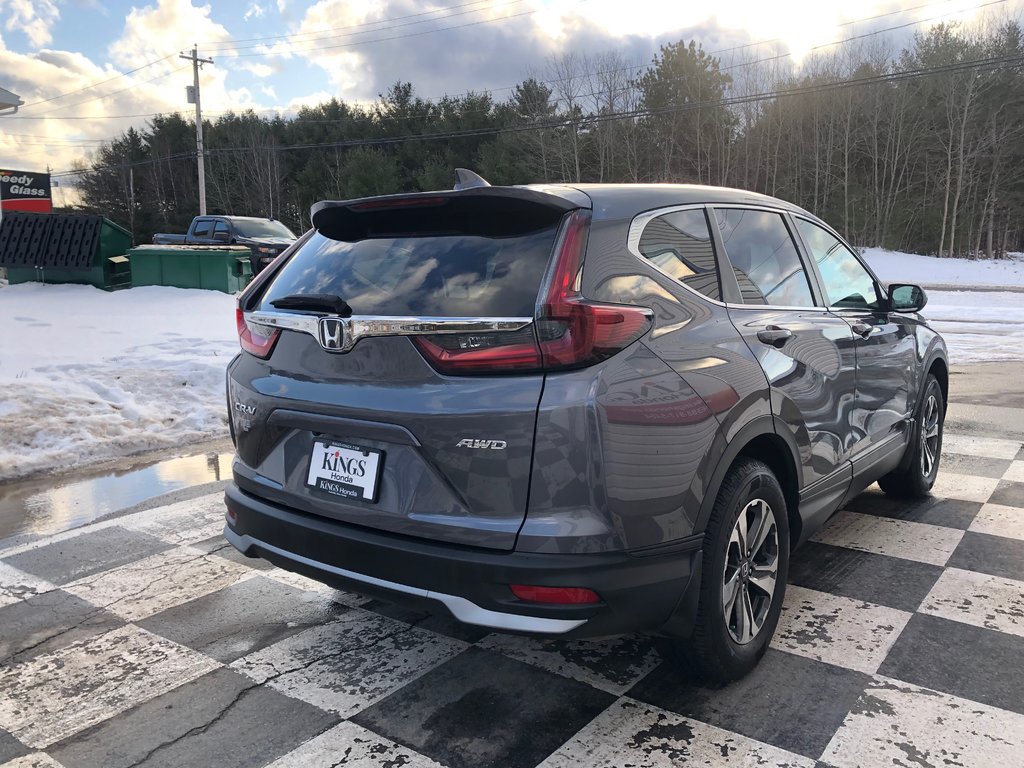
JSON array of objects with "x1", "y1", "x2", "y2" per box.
[{"x1": 71, "y1": 18, "x2": 1024, "y2": 257}]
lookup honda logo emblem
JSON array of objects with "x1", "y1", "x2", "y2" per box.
[{"x1": 317, "y1": 317, "x2": 349, "y2": 351}]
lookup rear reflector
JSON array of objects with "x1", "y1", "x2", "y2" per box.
[
  {"x1": 236, "y1": 308, "x2": 280, "y2": 359},
  {"x1": 510, "y1": 585, "x2": 601, "y2": 604}
]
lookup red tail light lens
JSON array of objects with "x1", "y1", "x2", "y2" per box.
[
  {"x1": 536, "y1": 210, "x2": 653, "y2": 371},
  {"x1": 510, "y1": 584, "x2": 601, "y2": 604},
  {"x1": 236, "y1": 308, "x2": 280, "y2": 359},
  {"x1": 412, "y1": 332, "x2": 541, "y2": 375},
  {"x1": 413, "y1": 209, "x2": 651, "y2": 376}
]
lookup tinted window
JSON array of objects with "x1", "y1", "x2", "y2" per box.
[
  {"x1": 260, "y1": 228, "x2": 558, "y2": 317},
  {"x1": 714, "y1": 209, "x2": 815, "y2": 307},
  {"x1": 192, "y1": 219, "x2": 211, "y2": 237},
  {"x1": 796, "y1": 219, "x2": 879, "y2": 309},
  {"x1": 638, "y1": 208, "x2": 720, "y2": 301},
  {"x1": 233, "y1": 219, "x2": 297, "y2": 239},
  {"x1": 214, "y1": 221, "x2": 230, "y2": 235}
]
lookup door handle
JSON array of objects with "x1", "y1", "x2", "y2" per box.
[
  {"x1": 757, "y1": 325, "x2": 793, "y2": 347},
  {"x1": 851, "y1": 321, "x2": 873, "y2": 338}
]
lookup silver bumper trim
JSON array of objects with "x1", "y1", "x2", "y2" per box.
[{"x1": 223, "y1": 526, "x2": 587, "y2": 635}]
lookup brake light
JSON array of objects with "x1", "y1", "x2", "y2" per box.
[
  {"x1": 236, "y1": 308, "x2": 280, "y2": 359},
  {"x1": 349, "y1": 196, "x2": 446, "y2": 211},
  {"x1": 535, "y1": 210, "x2": 653, "y2": 370},
  {"x1": 413, "y1": 209, "x2": 651, "y2": 376},
  {"x1": 510, "y1": 585, "x2": 601, "y2": 604}
]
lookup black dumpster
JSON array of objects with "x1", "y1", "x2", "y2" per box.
[{"x1": 0, "y1": 212, "x2": 132, "y2": 290}]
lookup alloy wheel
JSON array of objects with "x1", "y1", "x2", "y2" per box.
[
  {"x1": 920, "y1": 393, "x2": 941, "y2": 478},
  {"x1": 722, "y1": 498, "x2": 779, "y2": 645}
]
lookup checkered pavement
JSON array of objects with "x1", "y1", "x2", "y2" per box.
[{"x1": 0, "y1": 431, "x2": 1022, "y2": 768}]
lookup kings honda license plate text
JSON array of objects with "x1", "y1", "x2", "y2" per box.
[{"x1": 306, "y1": 441, "x2": 383, "y2": 502}]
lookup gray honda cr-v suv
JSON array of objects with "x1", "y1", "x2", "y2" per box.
[{"x1": 224, "y1": 173, "x2": 947, "y2": 682}]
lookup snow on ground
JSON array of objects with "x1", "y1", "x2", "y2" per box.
[
  {"x1": 862, "y1": 248, "x2": 1024, "y2": 288},
  {"x1": 861, "y1": 249, "x2": 1024, "y2": 364},
  {"x1": 0, "y1": 283, "x2": 236, "y2": 482},
  {"x1": 1, "y1": 248, "x2": 1022, "y2": 482},
  {"x1": 922, "y1": 291, "x2": 1024, "y2": 364}
]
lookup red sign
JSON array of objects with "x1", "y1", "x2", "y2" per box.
[{"x1": 0, "y1": 169, "x2": 52, "y2": 214}]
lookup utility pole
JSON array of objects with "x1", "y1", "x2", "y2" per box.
[{"x1": 180, "y1": 45, "x2": 213, "y2": 215}]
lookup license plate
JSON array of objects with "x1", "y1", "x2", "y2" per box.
[{"x1": 306, "y1": 440, "x2": 383, "y2": 502}]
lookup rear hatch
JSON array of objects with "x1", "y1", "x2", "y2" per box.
[{"x1": 231, "y1": 187, "x2": 650, "y2": 550}]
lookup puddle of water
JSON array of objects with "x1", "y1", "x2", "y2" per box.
[{"x1": 0, "y1": 452, "x2": 234, "y2": 541}]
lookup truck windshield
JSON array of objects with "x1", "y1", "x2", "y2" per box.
[{"x1": 232, "y1": 219, "x2": 296, "y2": 239}]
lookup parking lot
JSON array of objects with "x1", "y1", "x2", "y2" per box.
[{"x1": 0, "y1": 363, "x2": 1022, "y2": 768}]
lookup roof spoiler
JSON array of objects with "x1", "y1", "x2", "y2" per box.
[{"x1": 310, "y1": 187, "x2": 582, "y2": 242}]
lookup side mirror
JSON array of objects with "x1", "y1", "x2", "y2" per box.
[
  {"x1": 888, "y1": 283, "x2": 927, "y2": 313},
  {"x1": 213, "y1": 230, "x2": 230, "y2": 243}
]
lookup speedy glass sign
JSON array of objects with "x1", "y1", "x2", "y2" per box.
[{"x1": 0, "y1": 169, "x2": 52, "y2": 214}]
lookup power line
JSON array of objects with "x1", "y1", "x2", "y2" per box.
[
  {"x1": 51, "y1": 52, "x2": 1024, "y2": 179},
  {"x1": 23, "y1": 65, "x2": 192, "y2": 118},
  {"x1": 208, "y1": 0, "x2": 520, "y2": 53},
  {"x1": 18, "y1": 0, "x2": 1007, "y2": 130},
  {"x1": 19, "y1": 55, "x2": 175, "y2": 109},
  {"x1": 222, "y1": 5, "x2": 543, "y2": 58}
]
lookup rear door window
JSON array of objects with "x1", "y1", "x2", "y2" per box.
[
  {"x1": 714, "y1": 208, "x2": 815, "y2": 307},
  {"x1": 192, "y1": 219, "x2": 212, "y2": 238},
  {"x1": 260, "y1": 228, "x2": 559, "y2": 317},
  {"x1": 637, "y1": 208, "x2": 721, "y2": 301}
]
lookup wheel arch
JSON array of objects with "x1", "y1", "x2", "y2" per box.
[
  {"x1": 928, "y1": 354, "x2": 948, "y2": 404},
  {"x1": 696, "y1": 416, "x2": 803, "y2": 547}
]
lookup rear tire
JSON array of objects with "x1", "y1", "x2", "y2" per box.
[
  {"x1": 675, "y1": 458, "x2": 790, "y2": 685},
  {"x1": 878, "y1": 374, "x2": 944, "y2": 498}
]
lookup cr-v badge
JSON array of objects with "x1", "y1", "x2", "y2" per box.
[{"x1": 456, "y1": 438, "x2": 507, "y2": 449}]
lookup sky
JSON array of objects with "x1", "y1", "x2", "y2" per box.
[{"x1": 0, "y1": 0, "x2": 1014, "y2": 188}]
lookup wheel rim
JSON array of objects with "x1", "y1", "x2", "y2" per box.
[
  {"x1": 722, "y1": 498, "x2": 779, "y2": 645},
  {"x1": 920, "y1": 393, "x2": 941, "y2": 478}
]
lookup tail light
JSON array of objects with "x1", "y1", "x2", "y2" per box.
[
  {"x1": 236, "y1": 307, "x2": 280, "y2": 359},
  {"x1": 413, "y1": 210, "x2": 652, "y2": 375}
]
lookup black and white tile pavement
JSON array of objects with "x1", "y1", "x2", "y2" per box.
[{"x1": 1, "y1": 435, "x2": 1023, "y2": 768}]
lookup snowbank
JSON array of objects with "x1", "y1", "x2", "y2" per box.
[
  {"x1": 0, "y1": 283, "x2": 236, "y2": 481},
  {"x1": 924, "y1": 290, "x2": 1024, "y2": 364},
  {"x1": 862, "y1": 248, "x2": 1024, "y2": 288}
]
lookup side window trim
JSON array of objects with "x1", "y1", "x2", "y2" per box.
[
  {"x1": 708, "y1": 204, "x2": 829, "y2": 312},
  {"x1": 789, "y1": 213, "x2": 882, "y2": 310},
  {"x1": 626, "y1": 203, "x2": 729, "y2": 306}
]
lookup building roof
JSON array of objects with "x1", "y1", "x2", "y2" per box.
[{"x1": 0, "y1": 87, "x2": 24, "y2": 113}]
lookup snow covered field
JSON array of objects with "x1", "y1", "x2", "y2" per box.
[
  {"x1": 862, "y1": 248, "x2": 1024, "y2": 288},
  {"x1": 0, "y1": 247, "x2": 1021, "y2": 482},
  {"x1": 862, "y1": 249, "x2": 1024, "y2": 364},
  {"x1": 0, "y1": 283, "x2": 236, "y2": 482}
]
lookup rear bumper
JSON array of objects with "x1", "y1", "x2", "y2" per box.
[{"x1": 224, "y1": 483, "x2": 703, "y2": 638}]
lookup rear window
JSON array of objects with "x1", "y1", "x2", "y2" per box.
[{"x1": 260, "y1": 228, "x2": 559, "y2": 317}]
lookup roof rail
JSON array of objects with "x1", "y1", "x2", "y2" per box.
[{"x1": 453, "y1": 168, "x2": 491, "y2": 191}]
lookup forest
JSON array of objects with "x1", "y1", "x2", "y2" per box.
[{"x1": 70, "y1": 18, "x2": 1024, "y2": 257}]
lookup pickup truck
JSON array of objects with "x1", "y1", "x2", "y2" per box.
[{"x1": 153, "y1": 216, "x2": 297, "y2": 274}]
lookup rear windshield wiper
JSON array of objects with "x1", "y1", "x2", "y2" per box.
[{"x1": 270, "y1": 294, "x2": 352, "y2": 316}]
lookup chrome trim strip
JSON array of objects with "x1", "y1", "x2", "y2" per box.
[
  {"x1": 245, "y1": 310, "x2": 533, "y2": 353},
  {"x1": 223, "y1": 528, "x2": 587, "y2": 634},
  {"x1": 625, "y1": 204, "x2": 829, "y2": 313}
]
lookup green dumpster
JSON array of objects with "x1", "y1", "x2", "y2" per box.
[
  {"x1": 0, "y1": 212, "x2": 133, "y2": 290},
  {"x1": 128, "y1": 244, "x2": 252, "y2": 293}
]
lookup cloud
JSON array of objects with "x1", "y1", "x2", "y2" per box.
[
  {"x1": 108, "y1": 0, "x2": 232, "y2": 69},
  {"x1": 0, "y1": 0, "x2": 60, "y2": 46},
  {"x1": 244, "y1": 3, "x2": 266, "y2": 21}
]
